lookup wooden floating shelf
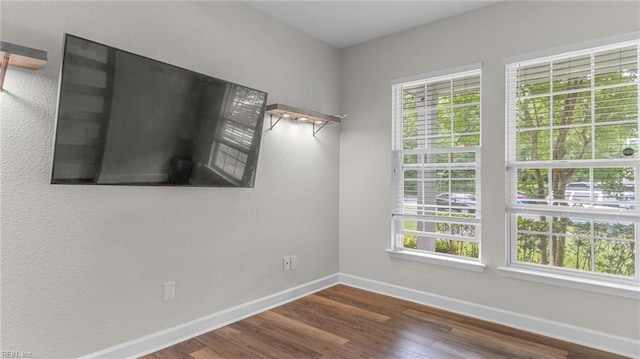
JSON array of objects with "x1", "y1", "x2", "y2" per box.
[
  {"x1": 265, "y1": 103, "x2": 343, "y2": 136},
  {"x1": 0, "y1": 41, "x2": 48, "y2": 92}
]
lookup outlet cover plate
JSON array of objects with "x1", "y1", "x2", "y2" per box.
[{"x1": 163, "y1": 281, "x2": 175, "y2": 301}]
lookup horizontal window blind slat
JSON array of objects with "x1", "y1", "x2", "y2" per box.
[
  {"x1": 401, "y1": 230, "x2": 479, "y2": 243},
  {"x1": 508, "y1": 206, "x2": 639, "y2": 221},
  {"x1": 508, "y1": 158, "x2": 638, "y2": 168},
  {"x1": 392, "y1": 213, "x2": 481, "y2": 224},
  {"x1": 514, "y1": 119, "x2": 638, "y2": 132}
]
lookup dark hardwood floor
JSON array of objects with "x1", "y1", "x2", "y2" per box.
[{"x1": 141, "y1": 285, "x2": 628, "y2": 359}]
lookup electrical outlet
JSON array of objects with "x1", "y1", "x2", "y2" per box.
[
  {"x1": 163, "y1": 281, "x2": 175, "y2": 301},
  {"x1": 283, "y1": 256, "x2": 291, "y2": 271},
  {"x1": 291, "y1": 255, "x2": 298, "y2": 270}
]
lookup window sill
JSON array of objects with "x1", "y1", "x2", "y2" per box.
[
  {"x1": 497, "y1": 266, "x2": 640, "y2": 300},
  {"x1": 386, "y1": 249, "x2": 486, "y2": 273}
]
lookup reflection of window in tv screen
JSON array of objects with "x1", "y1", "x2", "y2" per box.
[{"x1": 51, "y1": 34, "x2": 268, "y2": 187}]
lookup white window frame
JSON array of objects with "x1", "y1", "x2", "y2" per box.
[
  {"x1": 503, "y1": 34, "x2": 640, "y2": 299},
  {"x1": 389, "y1": 64, "x2": 485, "y2": 272}
]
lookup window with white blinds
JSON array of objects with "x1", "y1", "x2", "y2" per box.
[
  {"x1": 392, "y1": 68, "x2": 481, "y2": 261},
  {"x1": 506, "y1": 40, "x2": 640, "y2": 282}
]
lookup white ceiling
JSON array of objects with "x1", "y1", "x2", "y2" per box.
[{"x1": 245, "y1": 1, "x2": 500, "y2": 48}]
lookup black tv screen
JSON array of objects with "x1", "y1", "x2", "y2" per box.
[{"x1": 51, "y1": 34, "x2": 267, "y2": 187}]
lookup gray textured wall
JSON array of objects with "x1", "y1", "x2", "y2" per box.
[
  {"x1": 0, "y1": 1, "x2": 340, "y2": 357},
  {"x1": 340, "y1": 0, "x2": 639, "y2": 342}
]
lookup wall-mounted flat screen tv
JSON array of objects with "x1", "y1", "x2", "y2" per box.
[{"x1": 51, "y1": 34, "x2": 267, "y2": 187}]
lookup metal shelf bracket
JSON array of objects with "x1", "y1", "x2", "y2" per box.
[
  {"x1": 269, "y1": 114, "x2": 283, "y2": 130},
  {"x1": 313, "y1": 121, "x2": 329, "y2": 136}
]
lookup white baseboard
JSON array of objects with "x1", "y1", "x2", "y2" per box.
[
  {"x1": 338, "y1": 273, "x2": 640, "y2": 358},
  {"x1": 81, "y1": 272, "x2": 639, "y2": 358},
  {"x1": 80, "y1": 274, "x2": 339, "y2": 359}
]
